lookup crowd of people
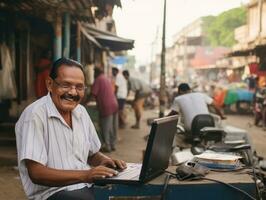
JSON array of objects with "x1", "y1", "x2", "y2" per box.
[{"x1": 88, "y1": 67, "x2": 152, "y2": 152}]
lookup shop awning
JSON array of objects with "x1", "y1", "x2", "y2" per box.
[
  {"x1": 226, "y1": 38, "x2": 266, "y2": 57},
  {"x1": 81, "y1": 24, "x2": 134, "y2": 51},
  {"x1": 80, "y1": 26, "x2": 102, "y2": 48},
  {"x1": 227, "y1": 46, "x2": 255, "y2": 57}
]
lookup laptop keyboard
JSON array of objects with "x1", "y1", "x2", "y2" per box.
[{"x1": 111, "y1": 163, "x2": 142, "y2": 180}]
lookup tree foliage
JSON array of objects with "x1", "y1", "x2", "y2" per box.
[{"x1": 202, "y1": 7, "x2": 246, "y2": 47}]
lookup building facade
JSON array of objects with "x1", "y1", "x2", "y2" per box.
[{"x1": 0, "y1": 0, "x2": 134, "y2": 121}]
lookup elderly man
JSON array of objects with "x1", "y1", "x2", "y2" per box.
[{"x1": 15, "y1": 58, "x2": 126, "y2": 200}]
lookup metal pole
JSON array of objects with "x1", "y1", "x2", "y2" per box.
[{"x1": 159, "y1": 0, "x2": 167, "y2": 117}]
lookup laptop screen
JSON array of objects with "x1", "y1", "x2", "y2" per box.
[{"x1": 139, "y1": 115, "x2": 178, "y2": 182}]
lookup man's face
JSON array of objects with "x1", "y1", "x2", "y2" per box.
[{"x1": 47, "y1": 65, "x2": 85, "y2": 115}]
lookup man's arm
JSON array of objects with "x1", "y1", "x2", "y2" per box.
[
  {"x1": 204, "y1": 94, "x2": 226, "y2": 120},
  {"x1": 25, "y1": 159, "x2": 117, "y2": 187},
  {"x1": 210, "y1": 102, "x2": 226, "y2": 120}
]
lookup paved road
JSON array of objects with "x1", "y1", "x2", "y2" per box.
[{"x1": 0, "y1": 107, "x2": 265, "y2": 199}]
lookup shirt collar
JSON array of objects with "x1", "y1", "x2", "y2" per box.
[{"x1": 45, "y1": 93, "x2": 82, "y2": 120}]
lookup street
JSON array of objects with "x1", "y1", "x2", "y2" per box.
[{"x1": 0, "y1": 107, "x2": 266, "y2": 199}]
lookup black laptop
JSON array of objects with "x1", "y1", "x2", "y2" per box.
[{"x1": 94, "y1": 115, "x2": 178, "y2": 185}]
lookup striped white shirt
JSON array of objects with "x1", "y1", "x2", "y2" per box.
[{"x1": 15, "y1": 94, "x2": 101, "y2": 200}]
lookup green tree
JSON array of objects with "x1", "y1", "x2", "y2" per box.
[{"x1": 202, "y1": 6, "x2": 246, "y2": 47}]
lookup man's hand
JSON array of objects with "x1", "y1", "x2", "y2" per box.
[
  {"x1": 84, "y1": 166, "x2": 119, "y2": 182},
  {"x1": 100, "y1": 158, "x2": 127, "y2": 170},
  {"x1": 211, "y1": 103, "x2": 226, "y2": 121},
  {"x1": 88, "y1": 152, "x2": 127, "y2": 170}
]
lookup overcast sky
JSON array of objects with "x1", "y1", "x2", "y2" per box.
[{"x1": 113, "y1": 0, "x2": 249, "y2": 66}]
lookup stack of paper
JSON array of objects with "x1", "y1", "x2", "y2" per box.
[
  {"x1": 194, "y1": 151, "x2": 242, "y2": 169},
  {"x1": 171, "y1": 149, "x2": 194, "y2": 165}
]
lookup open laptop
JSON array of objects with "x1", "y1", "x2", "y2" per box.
[{"x1": 94, "y1": 115, "x2": 178, "y2": 185}]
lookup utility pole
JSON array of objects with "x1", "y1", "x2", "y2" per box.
[{"x1": 159, "y1": 0, "x2": 167, "y2": 117}]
